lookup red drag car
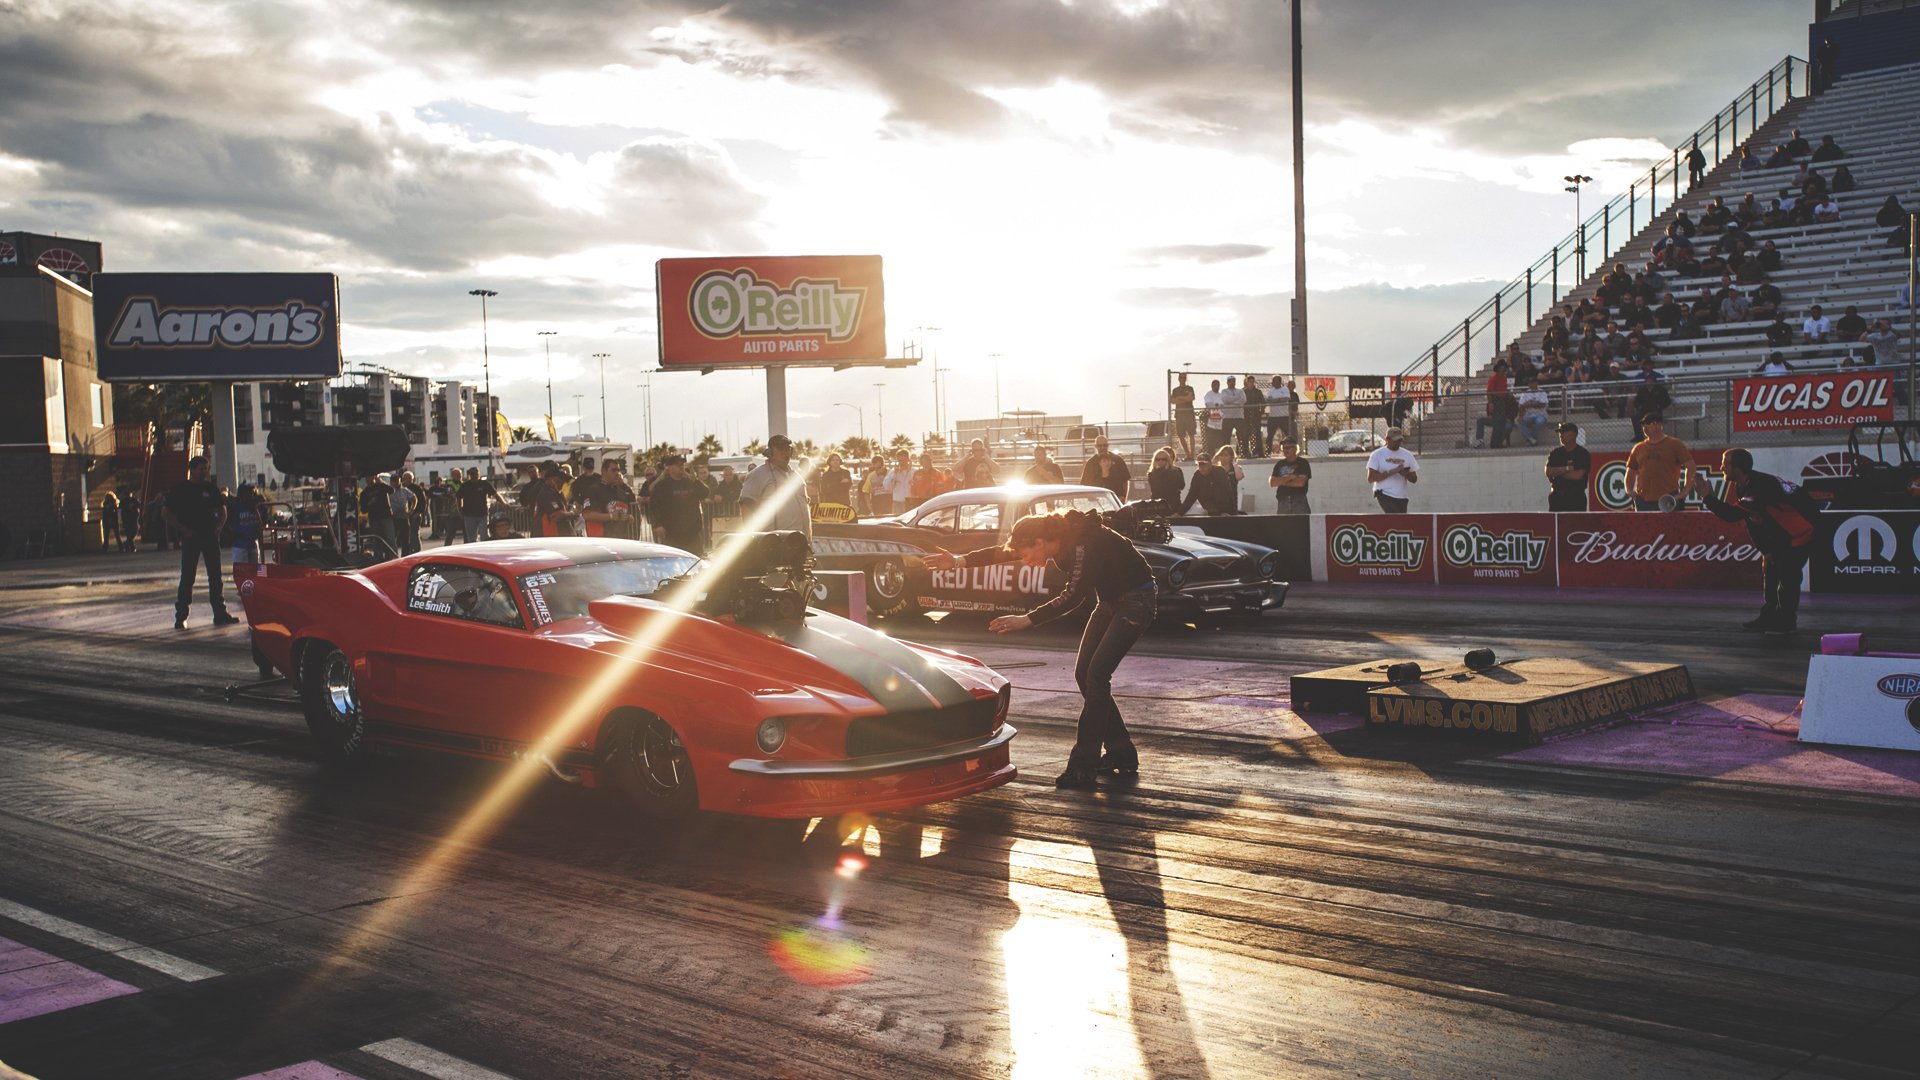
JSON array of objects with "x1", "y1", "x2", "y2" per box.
[{"x1": 237, "y1": 534, "x2": 1016, "y2": 821}]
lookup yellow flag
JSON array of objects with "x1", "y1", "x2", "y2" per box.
[
  {"x1": 494, "y1": 410, "x2": 513, "y2": 448},
  {"x1": 545, "y1": 415, "x2": 557, "y2": 440}
]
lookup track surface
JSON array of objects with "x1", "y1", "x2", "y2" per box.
[{"x1": 1, "y1": 580, "x2": 1917, "y2": 1079}]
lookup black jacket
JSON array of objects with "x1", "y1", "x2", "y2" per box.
[
  {"x1": 1700, "y1": 470, "x2": 1818, "y2": 554},
  {"x1": 962, "y1": 523, "x2": 1151, "y2": 624}
]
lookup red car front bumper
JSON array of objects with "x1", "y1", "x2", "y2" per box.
[{"x1": 720, "y1": 725, "x2": 1017, "y2": 818}]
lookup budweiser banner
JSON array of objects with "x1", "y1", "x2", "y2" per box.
[
  {"x1": 1731, "y1": 371, "x2": 1896, "y2": 432},
  {"x1": 1435, "y1": 514, "x2": 1556, "y2": 586},
  {"x1": 1324, "y1": 514, "x2": 1434, "y2": 583},
  {"x1": 655, "y1": 255, "x2": 886, "y2": 368},
  {"x1": 1555, "y1": 512, "x2": 1763, "y2": 590}
]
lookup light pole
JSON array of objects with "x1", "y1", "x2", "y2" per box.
[
  {"x1": 1564, "y1": 174, "x2": 1593, "y2": 281},
  {"x1": 1120, "y1": 384, "x2": 1130, "y2": 422},
  {"x1": 571, "y1": 394, "x2": 586, "y2": 436},
  {"x1": 834, "y1": 402, "x2": 865, "y2": 444},
  {"x1": 1290, "y1": 0, "x2": 1309, "y2": 375},
  {"x1": 989, "y1": 352, "x2": 1003, "y2": 429},
  {"x1": 873, "y1": 382, "x2": 886, "y2": 449},
  {"x1": 468, "y1": 289, "x2": 497, "y2": 446},
  {"x1": 592, "y1": 352, "x2": 610, "y2": 439},
  {"x1": 915, "y1": 325, "x2": 943, "y2": 434},
  {"x1": 634, "y1": 375, "x2": 653, "y2": 449},
  {"x1": 537, "y1": 330, "x2": 558, "y2": 428}
]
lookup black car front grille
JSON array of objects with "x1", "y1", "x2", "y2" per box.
[{"x1": 845, "y1": 694, "x2": 1000, "y2": 757}]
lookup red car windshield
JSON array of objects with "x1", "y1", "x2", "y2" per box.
[{"x1": 520, "y1": 556, "x2": 701, "y2": 626}]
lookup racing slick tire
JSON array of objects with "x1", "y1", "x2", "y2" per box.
[
  {"x1": 865, "y1": 558, "x2": 912, "y2": 619},
  {"x1": 598, "y1": 708, "x2": 700, "y2": 826},
  {"x1": 300, "y1": 643, "x2": 370, "y2": 767}
]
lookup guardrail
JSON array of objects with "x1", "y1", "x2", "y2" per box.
[{"x1": 1394, "y1": 56, "x2": 1806, "y2": 388}]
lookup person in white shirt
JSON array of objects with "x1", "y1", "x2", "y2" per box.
[
  {"x1": 1800, "y1": 305, "x2": 1832, "y2": 345},
  {"x1": 1217, "y1": 376, "x2": 1246, "y2": 463},
  {"x1": 1515, "y1": 379, "x2": 1551, "y2": 446},
  {"x1": 1265, "y1": 376, "x2": 1292, "y2": 446},
  {"x1": 1812, "y1": 197, "x2": 1840, "y2": 223},
  {"x1": 737, "y1": 434, "x2": 812, "y2": 537},
  {"x1": 1365, "y1": 427, "x2": 1419, "y2": 514},
  {"x1": 884, "y1": 448, "x2": 914, "y2": 512},
  {"x1": 1202, "y1": 379, "x2": 1225, "y2": 458},
  {"x1": 1757, "y1": 352, "x2": 1793, "y2": 377}
]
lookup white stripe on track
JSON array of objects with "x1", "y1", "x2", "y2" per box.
[{"x1": 0, "y1": 896, "x2": 517, "y2": 1079}]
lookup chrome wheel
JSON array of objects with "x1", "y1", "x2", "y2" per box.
[
  {"x1": 640, "y1": 716, "x2": 689, "y2": 794},
  {"x1": 872, "y1": 559, "x2": 906, "y2": 599},
  {"x1": 323, "y1": 653, "x2": 359, "y2": 724}
]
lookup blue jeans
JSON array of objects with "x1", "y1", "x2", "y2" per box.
[
  {"x1": 1518, "y1": 412, "x2": 1549, "y2": 444},
  {"x1": 1474, "y1": 416, "x2": 1513, "y2": 447}
]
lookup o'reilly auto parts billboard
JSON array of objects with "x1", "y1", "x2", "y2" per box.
[
  {"x1": 93, "y1": 273, "x2": 342, "y2": 382},
  {"x1": 1812, "y1": 510, "x2": 1920, "y2": 593},
  {"x1": 655, "y1": 255, "x2": 885, "y2": 368}
]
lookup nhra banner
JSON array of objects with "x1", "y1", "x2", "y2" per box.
[
  {"x1": 1731, "y1": 371, "x2": 1895, "y2": 432},
  {"x1": 656, "y1": 255, "x2": 886, "y2": 368},
  {"x1": 1555, "y1": 511, "x2": 1763, "y2": 590},
  {"x1": 1810, "y1": 510, "x2": 1920, "y2": 593},
  {"x1": 92, "y1": 272, "x2": 343, "y2": 382},
  {"x1": 1324, "y1": 514, "x2": 1434, "y2": 583},
  {"x1": 1435, "y1": 513, "x2": 1555, "y2": 586}
]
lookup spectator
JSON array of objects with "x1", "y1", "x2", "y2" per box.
[
  {"x1": 883, "y1": 450, "x2": 914, "y2": 513},
  {"x1": 1831, "y1": 164, "x2": 1857, "y2": 193},
  {"x1": 1733, "y1": 192, "x2": 1763, "y2": 227},
  {"x1": 1598, "y1": 361, "x2": 1631, "y2": 420},
  {"x1": 397, "y1": 471, "x2": 425, "y2": 555},
  {"x1": 1268, "y1": 436, "x2": 1311, "y2": 514},
  {"x1": 1756, "y1": 240, "x2": 1783, "y2": 274},
  {"x1": 117, "y1": 492, "x2": 141, "y2": 552},
  {"x1": 1542, "y1": 315, "x2": 1571, "y2": 356},
  {"x1": 1652, "y1": 224, "x2": 1692, "y2": 266},
  {"x1": 856, "y1": 454, "x2": 887, "y2": 516},
  {"x1": 1024, "y1": 445, "x2": 1066, "y2": 485},
  {"x1": 1876, "y1": 194, "x2": 1908, "y2": 228},
  {"x1": 1816, "y1": 37, "x2": 1838, "y2": 93},
  {"x1": 738, "y1": 434, "x2": 812, "y2": 537},
  {"x1": 1629, "y1": 367, "x2": 1672, "y2": 443},
  {"x1": 1654, "y1": 292, "x2": 1686, "y2": 330},
  {"x1": 1475, "y1": 389, "x2": 1518, "y2": 449},
  {"x1": 359, "y1": 471, "x2": 398, "y2": 554},
  {"x1": 1486, "y1": 356, "x2": 1511, "y2": 396},
  {"x1": 1176, "y1": 451, "x2": 1239, "y2": 516},
  {"x1": 486, "y1": 508, "x2": 524, "y2": 541},
  {"x1": 1365, "y1": 427, "x2": 1418, "y2": 514},
  {"x1": 717, "y1": 464, "x2": 744, "y2": 519},
  {"x1": 525, "y1": 462, "x2": 570, "y2": 538},
  {"x1": 98, "y1": 489, "x2": 121, "y2": 553},
  {"x1": 1625, "y1": 414, "x2": 1695, "y2": 511},
  {"x1": 1169, "y1": 372, "x2": 1197, "y2": 462},
  {"x1": 908, "y1": 450, "x2": 948, "y2": 509},
  {"x1": 1672, "y1": 210, "x2": 1698, "y2": 238},
  {"x1": 1217, "y1": 376, "x2": 1246, "y2": 460},
  {"x1": 1239, "y1": 375, "x2": 1265, "y2": 457},
  {"x1": 1145, "y1": 446, "x2": 1184, "y2": 511},
  {"x1": 1764, "y1": 190, "x2": 1796, "y2": 228},
  {"x1": 1686, "y1": 140, "x2": 1706, "y2": 187},
  {"x1": 1763, "y1": 143, "x2": 1792, "y2": 169},
  {"x1": 1738, "y1": 146, "x2": 1763, "y2": 173},
  {"x1": 1756, "y1": 351, "x2": 1793, "y2": 377},
  {"x1": 1718, "y1": 287, "x2": 1751, "y2": 324},
  {"x1": 1811, "y1": 195, "x2": 1840, "y2": 223},
  {"x1": 1516, "y1": 378, "x2": 1551, "y2": 446},
  {"x1": 1699, "y1": 198, "x2": 1733, "y2": 234},
  {"x1": 1764, "y1": 314, "x2": 1795, "y2": 348},
  {"x1": 1748, "y1": 277, "x2": 1783, "y2": 319},
  {"x1": 578, "y1": 459, "x2": 636, "y2": 538},
  {"x1": 1265, "y1": 375, "x2": 1292, "y2": 447},
  {"x1": 1835, "y1": 304, "x2": 1870, "y2": 342},
  {"x1": 1668, "y1": 310, "x2": 1706, "y2": 342},
  {"x1": 1785, "y1": 129, "x2": 1810, "y2": 157},
  {"x1": 1544, "y1": 422, "x2": 1591, "y2": 512},
  {"x1": 957, "y1": 439, "x2": 998, "y2": 488},
  {"x1": 426, "y1": 472, "x2": 457, "y2": 545},
  {"x1": 647, "y1": 454, "x2": 710, "y2": 555},
  {"x1": 457, "y1": 466, "x2": 496, "y2": 543},
  {"x1": 817, "y1": 452, "x2": 853, "y2": 508},
  {"x1": 1810, "y1": 134, "x2": 1844, "y2": 162},
  {"x1": 1864, "y1": 319, "x2": 1900, "y2": 366},
  {"x1": 1080, "y1": 435, "x2": 1130, "y2": 498},
  {"x1": 1625, "y1": 295, "x2": 1658, "y2": 332},
  {"x1": 1202, "y1": 379, "x2": 1224, "y2": 458},
  {"x1": 1284, "y1": 379, "x2": 1300, "y2": 438},
  {"x1": 162, "y1": 456, "x2": 239, "y2": 630},
  {"x1": 1801, "y1": 305, "x2": 1832, "y2": 345},
  {"x1": 226, "y1": 483, "x2": 266, "y2": 564},
  {"x1": 1697, "y1": 448, "x2": 1818, "y2": 634}
]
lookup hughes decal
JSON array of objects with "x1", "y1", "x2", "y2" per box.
[
  {"x1": 657, "y1": 255, "x2": 886, "y2": 367},
  {"x1": 1324, "y1": 516, "x2": 1433, "y2": 583},
  {"x1": 1436, "y1": 515, "x2": 1554, "y2": 585}
]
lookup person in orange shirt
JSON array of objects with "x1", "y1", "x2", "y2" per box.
[
  {"x1": 1623, "y1": 413, "x2": 1697, "y2": 511},
  {"x1": 909, "y1": 451, "x2": 949, "y2": 509}
]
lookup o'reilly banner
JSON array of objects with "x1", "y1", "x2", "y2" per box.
[
  {"x1": 1812, "y1": 510, "x2": 1920, "y2": 594},
  {"x1": 93, "y1": 272, "x2": 343, "y2": 382}
]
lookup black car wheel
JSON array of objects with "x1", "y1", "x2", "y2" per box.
[
  {"x1": 598, "y1": 709, "x2": 700, "y2": 824},
  {"x1": 866, "y1": 558, "x2": 911, "y2": 618},
  {"x1": 300, "y1": 643, "x2": 369, "y2": 766}
]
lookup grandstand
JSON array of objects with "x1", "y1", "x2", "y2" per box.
[{"x1": 1417, "y1": 56, "x2": 1918, "y2": 450}]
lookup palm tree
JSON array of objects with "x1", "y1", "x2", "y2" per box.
[
  {"x1": 694, "y1": 433, "x2": 723, "y2": 465},
  {"x1": 840, "y1": 435, "x2": 876, "y2": 459},
  {"x1": 888, "y1": 433, "x2": 915, "y2": 455},
  {"x1": 740, "y1": 437, "x2": 765, "y2": 457},
  {"x1": 510, "y1": 424, "x2": 538, "y2": 443}
]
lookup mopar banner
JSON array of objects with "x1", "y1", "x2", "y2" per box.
[
  {"x1": 1325, "y1": 514, "x2": 1434, "y2": 583},
  {"x1": 1810, "y1": 510, "x2": 1920, "y2": 594},
  {"x1": 1555, "y1": 511, "x2": 1763, "y2": 590},
  {"x1": 656, "y1": 255, "x2": 886, "y2": 367},
  {"x1": 1435, "y1": 513, "x2": 1556, "y2": 586},
  {"x1": 92, "y1": 272, "x2": 343, "y2": 382},
  {"x1": 1348, "y1": 376, "x2": 1387, "y2": 419},
  {"x1": 1732, "y1": 371, "x2": 1896, "y2": 432}
]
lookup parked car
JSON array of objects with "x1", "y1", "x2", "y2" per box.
[
  {"x1": 236, "y1": 535, "x2": 1017, "y2": 824},
  {"x1": 811, "y1": 484, "x2": 1288, "y2": 621},
  {"x1": 1325, "y1": 429, "x2": 1384, "y2": 454}
]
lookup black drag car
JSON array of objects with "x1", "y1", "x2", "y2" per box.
[{"x1": 811, "y1": 484, "x2": 1289, "y2": 621}]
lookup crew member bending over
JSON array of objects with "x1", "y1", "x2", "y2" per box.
[{"x1": 925, "y1": 510, "x2": 1154, "y2": 790}]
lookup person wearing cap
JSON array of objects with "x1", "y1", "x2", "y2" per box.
[
  {"x1": 527, "y1": 461, "x2": 571, "y2": 537},
  {"x1": 1365, "y1": 428, "x2": 1418, "y2": 514},
  {"x1": 1079, "y1": 435, "x2": 1129, "y2": 497},
  {"x1": 487, "y1": 508, "x2": 525, "y2": 541},
  {"x1": 358, "y1": 471, "x2": 399, "y2": 556},
  {"x1": 1624, "y1": 414, "x2": 1696, "y2": 511},
  {"x1": 1268, "y1": 434, "x2": 1311, "y2": 514},
  {"x1": 1697, "y1": 448, "x2": 1819, "y2": 634},
  {"x1": 576, "y1": 458, "x2": 635, "y2": 538},
  {"x1": 647, "y1": 454, "x2": 710, "y2": 554},
  {"x1": 1544, "y1": 422, "x2": 1591, "y2": 512},
  {"x1": 957, "y1": 438, "x2": 999, "y2": 489},
  {"x1": 738, "y1": 434, "x2": 812, "y2": 537},
  {"x1": 162, "y1": 455, "x2": 239, "y2": 630}
]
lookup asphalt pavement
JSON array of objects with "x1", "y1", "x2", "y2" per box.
[{"x1": 0, "y1": 578, "x2": 1916, "y2": 1079}]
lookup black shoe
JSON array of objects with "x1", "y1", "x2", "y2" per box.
[
  {"x1": 1097, "y1": 748, "x2": 1139, "y2": 777},
  {"x1": 1741, "y1": 614, "x2": 1775, "y2": 631},
  {"x1": 1763, "y1": 620, "x2": 1796, "y2": 636},
  {"x1": 173, "y1": 618, "x2": 187, "y2": 630},
  {"x1": 213, "y1": 613, "x2": 240, "y2": 626},
  {"x1": 1054, "y1": 766, "x2": 1100, "y2": 790}
]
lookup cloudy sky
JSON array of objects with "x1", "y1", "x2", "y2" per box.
[{"x1": 3, "y1": 0, "x2": 1812, "y2": 450}]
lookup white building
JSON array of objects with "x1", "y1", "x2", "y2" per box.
[{"x1": 232, "y1": 367, "x2": 500, "y2": 485}]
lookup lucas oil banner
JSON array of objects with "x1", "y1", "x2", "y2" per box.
[
  {"x1": 1731, "y1": 371, "x2": 1895, "y2": 432},
  {"x1": 656, "y1": 255, "x2": 886, "y2": 367}
]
